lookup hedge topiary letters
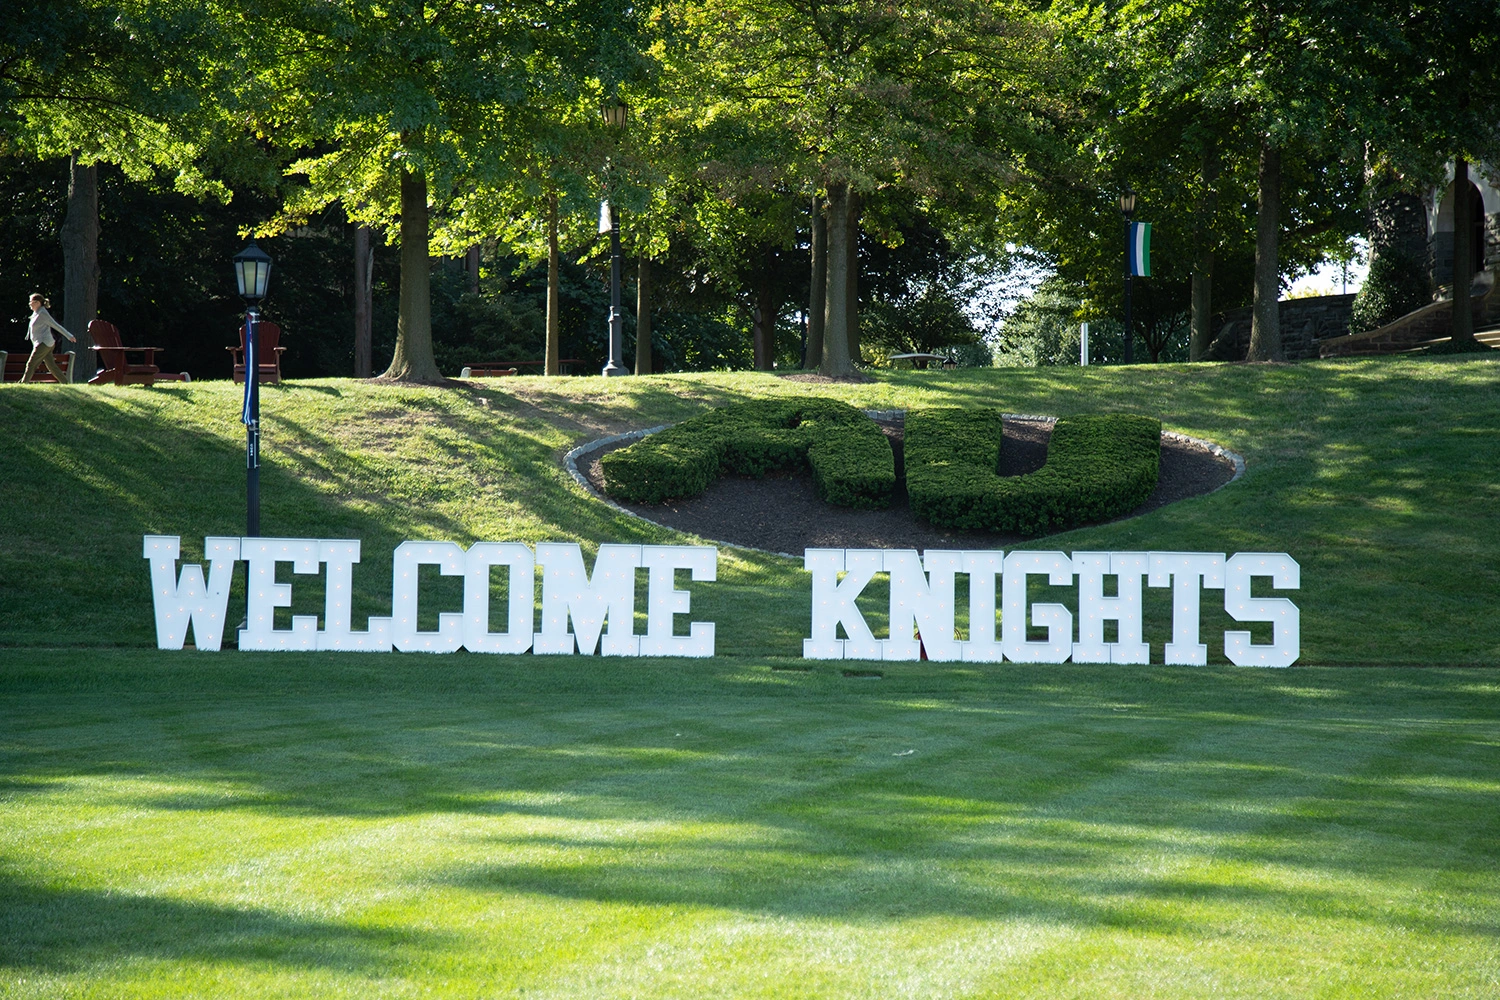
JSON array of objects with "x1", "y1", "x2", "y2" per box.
[
  {"x1": 602, "y1": 401, "x2": 1161, "y2": 536},
  {"x1": 905, "y1": 409, "x2": 1160, "y2": 535},
  {"x1": 601, "y1": 398, "x2": 895, "y2": 508}
]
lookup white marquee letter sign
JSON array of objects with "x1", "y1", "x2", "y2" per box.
[
  {"x1": 145, "y1": 538, "x2": 1298, "y2": 665},
  {"x1": 1224, "y1": 552, "x2": 1300, "y2": 667},
  {"x1": 535, "y1": 542, "x2": 642, "y2": 656},
  {"x1": 1002, "y1": 550, "x2": 1075, "y2": 664},
  {"x1": 799, "y1": 547, "x2": 1298, "y2": 667},
  {"x1": 317, "y1": 540, "x2": 393, "y2": 651},
  {"x1": 803, "y1": 548, "x2": 883, "y2": 660},
  {"x1": 143, "y1": 535, "x2": 240, "y2": 651},
  {"x1": 241, "y1": 537, "x2": 322, "y2": 651},
  {"x1": 1073, "y1": 551, "x2": 1149, "y2": 664},
  {"x1": 391, "y1": 540, "x2": 467, "y2": 653},
  {"x1": 640, "y1": 545, "x2": 717, "y2": 658},
  {"x1": 463, "y1": 542, "x2": 536, "y2": 655},
  {"x1": 145, "y1": 537, "x2": 719, "y2": 658},
  {"x1": 885, "y1": 549, "x2": 963, "y2": 662}
]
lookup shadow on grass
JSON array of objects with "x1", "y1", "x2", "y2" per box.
[
  {"x1": 4, "y1": 655, "x2": 1499, "y2": 944},
  {"x1": 0, "y1": 871, "x2": 441, "y2": 974},
  {"x1": 434, "y1": 835, "x2": 1189, "y2": 932},
  {"x1": 423, "y1": 779, "x2": 1500, "y2": 937}
]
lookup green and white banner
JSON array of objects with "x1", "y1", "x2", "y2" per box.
[{"x1": 1128, "y1": 221, "x2": 1152, "y2": 277}]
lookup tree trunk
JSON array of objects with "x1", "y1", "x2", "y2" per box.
[
  {"x1": 353, "y1": 224, "x2": 373, "y2": 378},
  {"x1": 1189, "y1": 144, "x2": 1219, "y2": 361},
  {"x1": 1451, "y1": 158, "x2": 1477, "y2": 349},
  {"x1": 752, "y1": 248, "x2": 777, "y2": 370},
  {"x1": 1247, "y1": 141, "x2": 1283, "y2": 361},
  {"x1": 819, "y1": 182, "x2": 854, "y2": 376},
  {"x1": 545, "y1": 191, "x2": 561, "y2": 376},
  {"x1": 60, "y1": 156, "x2": 99, "y2": 381},
  {"x1": 382, "y1": 168, "x2": 443, "y2": 381},
  {"x1": 845, "y1": 193, "x2": 862, "y2": 364},
  {"x1": 1145, "y1": 317, "x2": 1164, "y2": 363},
  {"x1": 465, "y1": 244, "x2": 480, "y2": 295},
  {"x1": 807, "y1": 194, "x2": 826, "y2": 369},
  {"x1": 1189, "y1": 267, "x2": 1214, "y2": 363},
  {"x1": 635, "y1": 255, "x2": 652, "y2": 375}
]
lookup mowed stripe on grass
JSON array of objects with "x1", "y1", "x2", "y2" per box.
[{"x1": 2, "y1": 650, "x2": 1498, "y2": 998}]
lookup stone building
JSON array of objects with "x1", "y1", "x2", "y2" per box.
[
  {"x1": 1428, "y1": 162, "x2": 1499, "y2": 286},
  {"x1": 1364, "y1": 161, "x2": 1498, "y2": 291},
  {"x1": 1205, "y1": 161, "x2": 1498, "y2": 360}
]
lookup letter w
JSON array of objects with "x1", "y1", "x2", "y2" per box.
[{"x1": 143, "y1": 535, "x2": 241, "y2": 651}]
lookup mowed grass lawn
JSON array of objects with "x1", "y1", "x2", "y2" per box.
[
  {"x1": 3, "y1": 652, "x2": 1499, "y2": 998},
  {"x1": 2, "y1": 358, "x2": 1498, "y2": 995}
]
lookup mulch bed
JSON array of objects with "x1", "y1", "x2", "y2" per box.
[{"x1": 577, "y1": 418, "x2": 1237, "y2": 554}]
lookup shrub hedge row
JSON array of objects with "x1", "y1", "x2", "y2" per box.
[
  {"x1": 905, "y1": 409, "x2": 1161, "y2": 535},
  {"x1": 600, "y1": 398, "x2": 895, "y2": 508}
]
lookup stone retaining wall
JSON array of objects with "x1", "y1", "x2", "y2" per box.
[{"x1": 1206, "y1": 294, "x2": 1357, "y2": 361}]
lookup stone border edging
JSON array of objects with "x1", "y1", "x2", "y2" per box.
[
  {"x1": 563, "y1": 423, "x2": 670, "y2": 509},
  {"x1": 1162, "y1": 430, "x2": 1246, "y2": 489},
  {"x1": 562, "y1": 411, "x2": 1247, "y2": 557},
  {"x1": 563, "y1": 423, "x2": 800, "y2": 558}
]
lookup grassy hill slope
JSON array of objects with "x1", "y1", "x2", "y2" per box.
[{"x1": 2, "y1": 357, "x2": 1497, "y2": 664}]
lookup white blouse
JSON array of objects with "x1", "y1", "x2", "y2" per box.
[{"x1": 27, "y1": 306, "x2": 73, "y2": 348}]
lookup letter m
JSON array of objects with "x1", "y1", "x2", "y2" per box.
[
  {"x1": 143, "y1": 536, "x2": 241, "y2": 651},
  {"x1": 534, "y1": 543, "x2": 642, "y2": 655}
]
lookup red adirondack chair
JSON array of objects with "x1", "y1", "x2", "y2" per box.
[
  {"x1": 87, "y1": 319, "x2": 162, "y2": 386},
  {"x1": 228, "y1": 321, "x2": 285, "y2": 384}
]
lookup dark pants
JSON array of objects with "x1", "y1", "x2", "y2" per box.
[{"x1": 22, "y1": 342, "x2": 68, "y2": 383}]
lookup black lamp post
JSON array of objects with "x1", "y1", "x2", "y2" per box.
[
  {"x1": 233, "y1": 240, "x2": 272, "y2": 536},
  {"x1": 1119, "y1": 189, "x2": 1137, "y2": 365},
  {"x1": 600, "y1": 98, "x2": 628, "y2": 377}
]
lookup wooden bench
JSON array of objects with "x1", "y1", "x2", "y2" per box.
[
  {"x1": 461, "y1": 359, "x2": 585, "y2": 377},
  {"x1": 0, "y1": 348, "x2": 76, "y2": 383}
]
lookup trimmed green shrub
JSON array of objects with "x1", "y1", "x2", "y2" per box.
[
  {"x1": 1350, "y1": 249, "x2": 1432, "y2": 333},
  {"x1": 906, "y1": 409, "x2": 1160, "y2": 535},
  {"x1": 601, "y1": 398, "x2": 895, "y2": 508}
]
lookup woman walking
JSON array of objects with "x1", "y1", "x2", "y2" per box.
[{"x1": 21, "y1": 293, "x2": 76, "y2": 383}]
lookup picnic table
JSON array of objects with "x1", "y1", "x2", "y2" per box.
[
  {"x1": 888, "y1": 352, "x2": 955, "y2": 370},
  {"x1": 461, "y1": 359, "x2": 585, "y2": 377}
]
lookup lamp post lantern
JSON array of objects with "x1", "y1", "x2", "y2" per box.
[
  {"x1": 600, "y1": 98, "x2": 628, "y2": 377},
  {"x1": 1119, "y1": 190, "x2": 1137, "y2": 365},
  {"x1": 233, "y1": 240, "x2": 272, "y2": 536}
]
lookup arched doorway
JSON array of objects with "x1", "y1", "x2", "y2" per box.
[{"x1": 1434, "y1": 178, "x2": 1487, "y2": 285}]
